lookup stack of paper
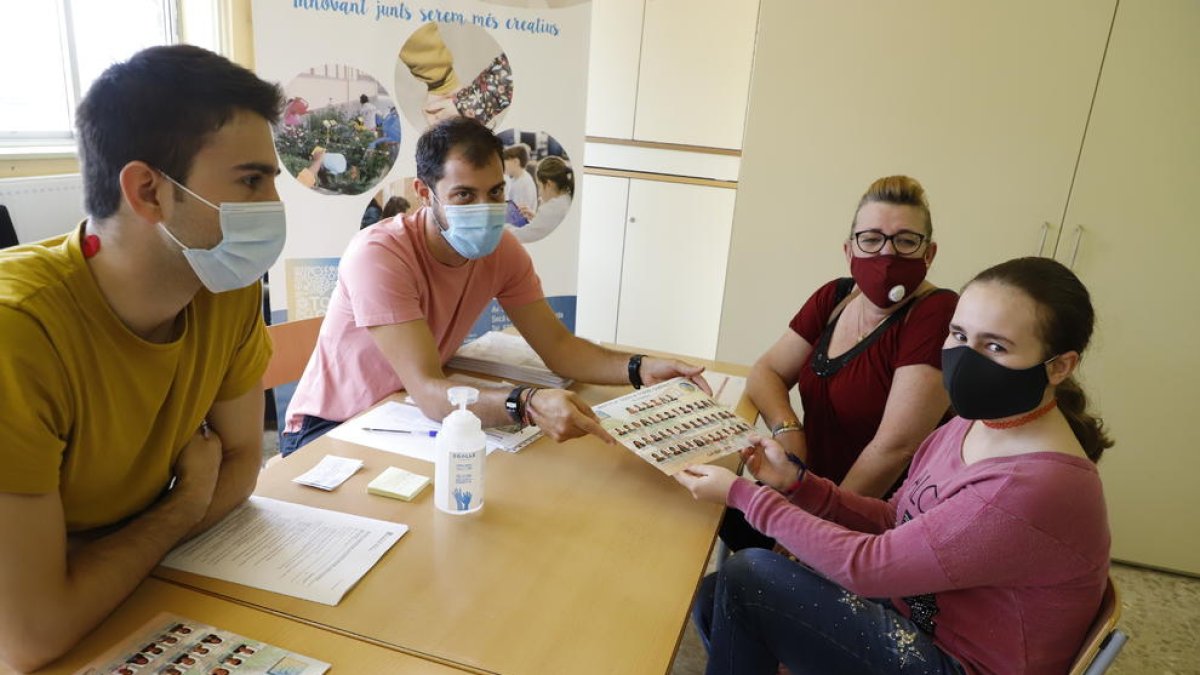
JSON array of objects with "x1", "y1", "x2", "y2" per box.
[{"x1": 447, "y1": 331, "x2": 572, "y2": 388}]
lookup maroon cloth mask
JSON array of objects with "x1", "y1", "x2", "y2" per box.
[{"x1": 850, "y1": 254, "x2": 928, "y2": 308}]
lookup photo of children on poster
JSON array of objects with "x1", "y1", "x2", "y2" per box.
[{"x1": 594, "y1": 378, "x2": 755, "y2": 476}]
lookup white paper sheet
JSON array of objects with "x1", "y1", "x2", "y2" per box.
[
  {"x1": 161, "y1": 496, "x2": 406, "y2": 606},
  {"x1": 326, "y1": 401, "x2": 515, "y2": 461},
  {"x1": 292, "y1": 455, "x2": 363, "y2": 491}
]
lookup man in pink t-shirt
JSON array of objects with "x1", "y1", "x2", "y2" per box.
[{"x1": 282, "y1": 118, "x2": 708, "y2": 455}]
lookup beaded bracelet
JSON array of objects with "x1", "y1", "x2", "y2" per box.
[{"x1": 522, "y1": 387, "x2": 540, "y2": 427}]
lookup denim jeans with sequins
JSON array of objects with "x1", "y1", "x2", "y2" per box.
[{"x1": 695, "y1": 548, "x2": 966, "y2": 675}]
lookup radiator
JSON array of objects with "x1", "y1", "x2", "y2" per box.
[{"x1": 0, "y1": 173, "x2": 85, "y2": 244}]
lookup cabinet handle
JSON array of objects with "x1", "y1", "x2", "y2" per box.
[
  {"x1": 1036, "y1": 222, "x2": 1051, "y2": 257},
  {"x1": 1068, "y1": 226, "x2": 1084, "y2": 269},
  {"x1": 628, "y1": 217, "x2": 637, "y2": 224}
]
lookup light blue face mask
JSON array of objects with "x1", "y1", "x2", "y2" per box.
[
  {"x1": 433, "y1": 195, "x2": 507, "y2": 259},
  {"x1": 159, "y1": 174, "x2": 287, "y2": 293}
]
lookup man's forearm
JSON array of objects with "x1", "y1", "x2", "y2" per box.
[
  {"x1": 188, "y1": 446, "x2": 259, "y2": 537},
  {"x1": 5, "y1": 491, "x2": 207, "y2": 672},
  {"x1": 541, "y1": 336, "x2": 629, "y2": 385},
  {"x1": 410, "y1": 379, "x2": 521, "y2": 429}
]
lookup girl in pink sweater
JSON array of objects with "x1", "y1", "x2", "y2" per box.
[{"x1": 677, "y1": 257, "x2": 1112, "y2": 675}]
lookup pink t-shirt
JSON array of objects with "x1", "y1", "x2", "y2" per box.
[
  {"x1": 284, "y1": 208, "x2": 544, "y2": 430},
  {"x1": 727, "y1": 416, "x2": 1110, "y2": 675}
]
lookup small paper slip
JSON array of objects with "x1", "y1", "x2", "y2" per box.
[
  {"x1": 292, "y1": 455, "x2": 363, "y2": 491},
  {"x1": 367, "y1": 466, "x2": 430, "y2": 501},
  {"x1": 593, "y1": 377, "x2": 756, "y2": 476},
  {"x1": 161, "y1": 496, "x2": 406, "y2": 605},
  {"x1": 73, "y1": 611, "x2": 329, "y2": 675}
]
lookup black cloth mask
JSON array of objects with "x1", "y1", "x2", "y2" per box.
[{"x1": 942, "y1": 346, "x2": 1053, "y2": 420}]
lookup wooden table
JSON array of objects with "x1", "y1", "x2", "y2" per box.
[
  {"x1": 11, "y1": 578, "x2": 467, "y2": 675},
  {"x1": 157, "y1": 364, "x2": 757, "y2": 675}
]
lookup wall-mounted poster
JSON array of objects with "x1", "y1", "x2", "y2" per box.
[{"x1": 253, "y1": 0, "x2": 591, "y2": 332}]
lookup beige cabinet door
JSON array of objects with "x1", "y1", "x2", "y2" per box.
[
  {"x1": 717, "y1": 0, "x2": 1116, "y2": 365},
  {"x1": 585, "y1": 0, "x2": 645, "y2": 138},
  {"x1": 632, "y1": 0, "x2": 760, "y2": 149},
  {"x1": 616, "y1": 179, "x2": 737, "y2": 359},
  {"x1": 576, "y1": 174, "x2": 631, "y2": 343},
  {"x1": 1055, "y1": 0, "x2": 1200, "y2": 574}
]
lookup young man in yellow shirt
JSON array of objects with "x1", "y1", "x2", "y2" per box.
[{"x1": 0, "y1": 46, "x2": 285, "y2": 672}]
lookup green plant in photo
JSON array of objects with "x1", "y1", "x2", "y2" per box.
[{"x1": 274, "y1": 109, "x2": 393, "y2": 195}]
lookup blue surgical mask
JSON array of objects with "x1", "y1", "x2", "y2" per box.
[
  {"x1": 433, "y1": 195, "x2": 506, "y2": 259},
  {"x1": 159, "y1": 174, "x2": 287, "y2": 293}
]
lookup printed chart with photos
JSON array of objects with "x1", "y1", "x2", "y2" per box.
[
  {"x1": 594, "y1": 377, "x2": 755, "y2": 476},
  {"x1": 75, "y1": 612, "x2": 329, "y2": 675}
]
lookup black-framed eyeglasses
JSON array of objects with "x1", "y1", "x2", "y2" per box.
[{"x1": 852, "y1": 230, "x2": 927, "y2": 255}]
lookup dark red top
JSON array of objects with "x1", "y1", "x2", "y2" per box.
[{"x1": 789, "y1": 279, "x2": 957, "y2": 483}]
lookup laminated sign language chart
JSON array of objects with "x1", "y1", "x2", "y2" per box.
[{"x1": 594, "y1": 378, "x2": 755, "y2": 475}]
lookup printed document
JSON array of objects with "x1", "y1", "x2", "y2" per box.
[{"x1": 161, "y1": 496, "x2": 405, "y2": 605}]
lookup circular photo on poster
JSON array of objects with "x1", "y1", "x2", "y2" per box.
[
  {"x1": 499, "y1": 129, "x2": 572, "y2": 244},
  {"x1": 360, "y1": 177, "x2": 420, "y2": 230},
  {"x1": 274, "y1": 64, "x2": 400, "y2": 196},
  {"x1": 395, "y1": 22, "x2": 512, "y2": 131}
]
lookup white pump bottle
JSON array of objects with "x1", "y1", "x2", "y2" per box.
[{"x1": 434, "y1": 386, "x2": 486, "y2": 514}]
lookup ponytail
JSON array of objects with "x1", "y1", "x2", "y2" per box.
[
  {"x1": 1054, "y1": 376, "x2": 1113, "y2": 462},
  {"x1": 535, "y1": 155, "x2": 574, "y2": 197}
]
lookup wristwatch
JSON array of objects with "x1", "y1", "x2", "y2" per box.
[
  {"x1": 505, "y1": 386, "x2": 528, "y2": 425},
  {"x1": 628, "y1": 354, "x2": 646, "y2": 389}
]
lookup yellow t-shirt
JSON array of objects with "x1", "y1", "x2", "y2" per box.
[{"x1": 0, "y1": 225, "x2": 271, "y2": 531}]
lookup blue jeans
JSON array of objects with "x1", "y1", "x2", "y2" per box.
[
  {"x1": 696, "y1": 549, "x2": 965, "y2": 675},
  {"x1": 278, "y1": 414, "x2": 341, "y2": 457}
]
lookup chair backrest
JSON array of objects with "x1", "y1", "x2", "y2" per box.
[
  {"x1": 0, "y1": 205, "x2": 19, "y2": 249},
  {"x1": 1067, "y1": 576, "x2": 1122, "y2": 675},
  {"x1": 263, "y1": 317, "x2": 323, "y2": 389}
]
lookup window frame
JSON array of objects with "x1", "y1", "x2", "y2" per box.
[{"x1": 0, "y1": 0, "x2": 179, "y2": 151}]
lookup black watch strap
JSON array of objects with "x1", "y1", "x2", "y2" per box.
[
  {"x1": 628, "y1": 354, "x2": 646, "y2": 389},
  {"x1": 505, "y1": 386, "x2": 527, "y2": 424}
]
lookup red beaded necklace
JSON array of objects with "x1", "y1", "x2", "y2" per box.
[{"x1": 982, "y1": 399, "x2": 1058, "y2": 430}]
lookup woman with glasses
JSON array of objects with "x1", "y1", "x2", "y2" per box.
[{"x1": 723, "y1": 176, "x2": 957, "y2": 552}]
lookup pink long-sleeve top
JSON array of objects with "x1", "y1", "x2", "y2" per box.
[{"x1": 727, "y1": 416, "x2": 1110, "y2": 675}]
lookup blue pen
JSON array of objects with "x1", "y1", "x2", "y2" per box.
[{"x1": 362, "y1": 427, "x2": 438, "y2": 437}]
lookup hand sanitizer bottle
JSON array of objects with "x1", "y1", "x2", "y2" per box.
[{"x1": 435, "y1": 386, "x2": 486, "y2": 515}]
